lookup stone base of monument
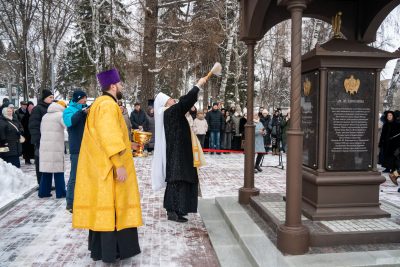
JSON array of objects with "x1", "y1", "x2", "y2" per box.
[
  {"x1": 302, "y1": 168, "x2": 390, "y2": 221},
  {"x1": 250, "y1": 194, "x2": 400, "y2": 247}
]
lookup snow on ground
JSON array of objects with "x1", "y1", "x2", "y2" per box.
[
  {"x1": 0, "y1": 159, "x2": 36, "y2": 211},
  {"x1": 0, "y1": 153, "x2": 399, "y2": 266}
]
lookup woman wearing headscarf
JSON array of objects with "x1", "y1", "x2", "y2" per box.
[
  {"x1": 151, "y1": 77, "x2": 207, "y2": 223},
  {"x1": 0, "y1": 105, "x2": 24, "y2": 167}
]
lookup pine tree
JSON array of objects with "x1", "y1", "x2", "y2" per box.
[{"x1": 75, "y1": 0, "x2": 131, "y2": 93}]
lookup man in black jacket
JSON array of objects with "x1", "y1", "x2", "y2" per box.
[
  {"x1": 15, "y1": 101, "x2": 28, "y2": 122},
  {"x1": 206, "y1": 103, "x2": 224, "y2": 154},
  {"x1": 130, "y1": 102, "x2": 147, "y2": 130},
  {"x1": 28, "y1": 89, "x2": 54, "y2": 184},
  {"x1": 63, "y1": 90, "x2": 88, "y2": 212}
]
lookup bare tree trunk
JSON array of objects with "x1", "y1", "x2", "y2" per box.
[
  {"x1": 140, "y1": 0, "x2": 158, "y2": 110},
  {"x1": 219, "y1": 4, "x2": 239, "y2": 99},
  {"x1": 41, "y1": 0, "x2": 50, "y2": 91},
  {"x1": 40, "y1": 0, "x2": 73, "y2": 92}
]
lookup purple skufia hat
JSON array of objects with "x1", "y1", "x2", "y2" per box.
[{"x1": 96, "y1": 68, "x2": 121, "y2": 90}]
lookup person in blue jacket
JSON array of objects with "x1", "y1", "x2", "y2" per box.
[{"x1": 63, "y1": 90, "x2": 88, "y2": 213}]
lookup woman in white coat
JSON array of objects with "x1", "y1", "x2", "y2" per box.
[{"x1": 38, "y1": 101, "x2": 67, "y2": 198}]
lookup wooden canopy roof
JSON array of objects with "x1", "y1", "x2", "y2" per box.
[{"x1": 239, "y1": 0, "x2": 400, "y2": 43}]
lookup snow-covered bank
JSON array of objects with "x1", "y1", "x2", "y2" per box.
[{"x1": 0, "y1": 159, "x2": 37, "y2": 211}]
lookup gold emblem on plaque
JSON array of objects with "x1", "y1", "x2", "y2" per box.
[
  {"x1": 303, "y1": 78, "x2": 311, "y2": 96},
  {"x1": 344, "y1": 75, "x2": 360, "y2": 95}
]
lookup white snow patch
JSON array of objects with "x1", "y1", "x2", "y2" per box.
[{"x1": 0, "y1": 159, "x2": 36, "y2": 210}]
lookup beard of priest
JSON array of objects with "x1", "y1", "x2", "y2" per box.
[{"x1": 72, "y1": 68, "x2": 142, "y2": 263}]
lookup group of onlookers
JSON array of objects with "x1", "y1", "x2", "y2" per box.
[
  {"x1": 0, "y1": 98, "x2": 35, "y2": 168},
  {"x1": 185, "y1": 103, "x2": 290, "y2": 172},
  {"x1": 0, "y1": 89, "x2": 291, "y2": 210}
]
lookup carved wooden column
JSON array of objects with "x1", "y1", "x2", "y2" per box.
[
  {"x1": 276, "y1": 0, "x2": 310, "y2": 254},
  {"x1": 239, "y1": 40, "x2": 260, "y2": 204}
]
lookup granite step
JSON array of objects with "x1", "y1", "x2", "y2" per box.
[
  {"x1": 214, "y1": 197, "x2": 288, "y2": 267},
  {"x1": 198, "y1": 198, "x2": 253, "y2": 267},
  {"x1": 200, "y1": 196, "x2": 400, "y2": 267}
]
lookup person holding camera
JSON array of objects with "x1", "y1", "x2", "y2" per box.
[{"x1": 62, "y1": 90, "x2": 88, "y2": 212}]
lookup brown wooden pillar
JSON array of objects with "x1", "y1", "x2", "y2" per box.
[
  {"x1": 276, "y1": 0, "x2": 310, "y2": 254},
  {"x1": 239, "y1": 40, "x2": 260, "y2": 204},
  {"x1": 373, "y1": 69, "x2": 381, "y2": 172}
]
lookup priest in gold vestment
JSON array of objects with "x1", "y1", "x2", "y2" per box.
[{"x1": 73, "y1": 68, "x2": 142, "y2": 263}]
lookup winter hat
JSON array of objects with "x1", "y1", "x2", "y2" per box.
[
  {"x1": 97, "y1": 68, "x2": 121, "y2": 90},
  {"x1": 56, "y1": 100, "x2": 67, "y2": 108},
  {"x1": 2, "y1": 98, "x2": 9, "y2": 104},
  {"x1": 72, "y1": 90, "x2": 87, "y2": 103},
  {"x1": 41, "y1": 89, "x2": 53, "y2": 101}
]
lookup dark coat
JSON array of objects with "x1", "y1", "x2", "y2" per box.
[
  {"x1": 206, "y1": 109, "x2": 224, "y2": 132},
  {"x1": 28, "y1": 100, "x2": 50, "y2": 145},
  {"x1": 63, "y1": 101, "x2": 87, "y2": 154},
  {"x1": 269, "y1": 115, "x2": 283, "y2": 139},
  {"x1": 239, "y1": 117, "x2": 247, "y2": 139},
  {"x1": 224, "y1": 116, "x2": 235, "y2": 133},
  {"x1": 260, "y1": 115, "x2": 271, "y2": 146},
  {"x1": 145, "y1": 112, "x2": 155, "y2": 148},
  {"x1": 67, "y1": 110, "x2": 87, "y2": 154},
  {"x1": 0, "y1": 116, "x2": 23, "y2": 158},
  {"x1": 130, "y1": 109, "x2": 147, "y2": 129},
  {"x1": 260, "y1": 115, "x2": 271, "y2": 130},
  {"x1": 379, "y1": 120, "x2": 400, "y2": 169},
  {"x1": 15, "y1": 108, "x2": 27, "y2": 122},
  {"x1": 21, "y1": 112, "x2": 34, "y2": 159},
  {"x1": 164, "y1": 86, "x2": 199, "y2": 184}
]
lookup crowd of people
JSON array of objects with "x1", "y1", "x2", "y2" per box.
[
  {"x1": 186, "y1": 104, "x2": 290, "y2": 172},
  {"x1": 2, "y1": 71, "x2": 400, "y2": 263},
  {"x1": 0, "y1": 90, "x2": 293, "y2": 192}
]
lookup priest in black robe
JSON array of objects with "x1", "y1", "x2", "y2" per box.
[{"x1": 151, "y1": 77, "x2": 207, "y2": 222}]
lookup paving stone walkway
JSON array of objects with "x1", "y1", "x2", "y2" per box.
[{"x1": 0, "y1": 153, "x2": 399, "y2": 266}]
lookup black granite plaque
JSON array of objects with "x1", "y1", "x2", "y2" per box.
[
  {"x1": 326, "y1": 69, "x2": 375, "y2": 171},
  {"x1": 301, "y1": 71, "x2": 319, "y2": 168}
]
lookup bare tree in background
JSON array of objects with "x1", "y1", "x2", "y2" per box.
[
  {"x1": 140, "y1": 0, "x2": 158, "y2": 110},
  {"x1": 39, "y1": 0, "x2": 74, "y2": 92},
  {"x1": 0, "y1": 0, "x2": 38, "y2": 100}
]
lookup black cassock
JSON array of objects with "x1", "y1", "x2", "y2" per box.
[{"x1": 163, "y1": 86, "x2": 200, "y2": 215}]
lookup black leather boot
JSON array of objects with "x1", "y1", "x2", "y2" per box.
[{"x1": 167, "y1": 211, "x2": 188, "y2": 223}]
